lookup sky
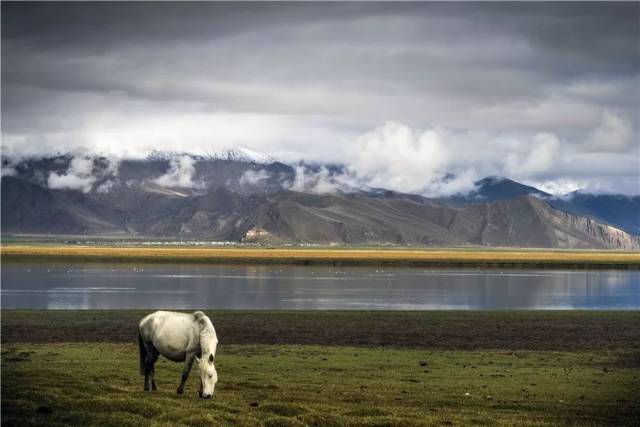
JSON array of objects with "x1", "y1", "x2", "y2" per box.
[{"x1": 2, "y1": 2, "x2": 639, "y2": 196}]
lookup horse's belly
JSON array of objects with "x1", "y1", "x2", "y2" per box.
[
  {"x1": 162, "y1": 349, "x2": 187, "y2": 363},
  {"x1": 153, "y1": 339, "x2": 188, "y2": 362}
]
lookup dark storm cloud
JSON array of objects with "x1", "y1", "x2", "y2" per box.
[
  {"x1": 2, "y1": 2, "x2": 639, "y2": 195},
  {"x1": 2, "y1": 2, "x2": 389, "y2": 49}
]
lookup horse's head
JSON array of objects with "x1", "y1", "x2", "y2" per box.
[
  {"x1": 195, "y1": 313, "x2": 218, "y2": 399},
  {"x1": 195, "y1": 352, "x2": 217, "y2": 399}
]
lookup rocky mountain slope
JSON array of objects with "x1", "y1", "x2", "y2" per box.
[
  {"x1": 2, "y1": 155, "x2": 638, "y2": 249},
  {"x1": 445, "y1": 176, "x2": 640, "y2": 235}
]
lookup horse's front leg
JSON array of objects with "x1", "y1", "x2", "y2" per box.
[{"x1": 177, "y1": 352, "x2": 196, "y2": 395}]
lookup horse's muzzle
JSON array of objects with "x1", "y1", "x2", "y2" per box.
[{"x1": 199, "y1": 392, "x2": 213, "y2": 400}]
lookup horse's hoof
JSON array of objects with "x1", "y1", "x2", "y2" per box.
[{"x1": 177, "y1": 389, "x2": 184, "y2": 395}]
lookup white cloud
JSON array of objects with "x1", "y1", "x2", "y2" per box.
[
  {"x1": 588, "y1": 110, "x2": 634, "y2": 152},
  {"x1": 423, "y1": 168, "x2": 479, "y2": 198},
  {"x1": 104, "y1": 157, "x2": 121, "y2": 176},
  {"x1": 69, "y1": 156, "x2": 94, "y2": 175},
  {"x1": 48, "y1": 173, "x2": 95, "y2": 193},
  {"x1": 346, "y1": 121, "x2": 449, "y2": 194},
  {"x1": 282, "y1": 122, "x2": 479, "y2": 197},
  {"x1": 153, "y1": 155, "x2": 202, "y2": 188},
  {"x1": 0, "y1": 109, "x2": 355, "y2": 165},
  {"x1": 528, "y1": 178, "x2": 584, "y2": 197},
  {"x1": 239, "y1": 169, "x2": 270, "y2": 185},
  {"x1": 95, "y1": 179, "x2": 116, "y2": 194},
  {"x1": 288, "y1": 165, "x2": 360, "y2": 194},
  {"x1": 2, "y1": 4, "x2": 638, "y2": 197},
  {"x1": 47, "y1": 156, "x2": 96, "y2": 193},
  {"x1": 291, "y1": 165, "x2": 306, "y2": 192},
  {"x1": 505, "y1": 132, "x2": 559, "y2": 178}
]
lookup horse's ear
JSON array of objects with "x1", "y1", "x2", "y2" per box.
[{"x1": 209, "y1": 354, "x2": 214, "y2": 363}]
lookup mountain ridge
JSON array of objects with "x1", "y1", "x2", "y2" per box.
[
  {"x1": 443, "y1": 176, "x2": 639, "y2": 235},
  {"x1": 2, "y1": 156, "x2": 638, "y2": 248},
  {"x1": 3, "y1": 175, "x2": 638, "y2": 249}
]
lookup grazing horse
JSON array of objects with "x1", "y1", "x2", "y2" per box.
[{"x1": 138, "y1": 310, "x2": 218, "y2": 398}]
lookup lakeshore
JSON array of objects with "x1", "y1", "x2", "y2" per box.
[{"x1": 3, "y1": 310, "x2": 640, "y2": 350}]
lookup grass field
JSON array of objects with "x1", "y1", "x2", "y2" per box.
[
  {"x1": 3, "y1": 343, "x2": 638, "y2": 426},
  {"x1": 2, "y1": 245, "x2": 639, "y2": 269},
  {"x1": 2, "y1": 311, "x2": 639, "y2": 426}
]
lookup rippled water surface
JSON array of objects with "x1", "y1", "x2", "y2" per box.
[{"x1": 2, "y1": 261, "x2": 638, "y2": 309}]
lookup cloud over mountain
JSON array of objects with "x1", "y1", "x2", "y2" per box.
[
  {"x1": 152, "y1": 155, "x2": 202, "y2": 189},
  {"x1": 47, "y1": 156, "x2": 97, "y2": 193},
  {"x1": 2, "y1": 2, "x2": 638, "y2": 195}
]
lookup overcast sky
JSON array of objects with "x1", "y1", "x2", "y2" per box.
[{"x1": 2, "y1": 2, "x2": 639, "y2": 195}]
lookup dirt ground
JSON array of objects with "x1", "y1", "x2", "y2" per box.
[{"x1": 2, "y1": 310, "x2": 639, "y2": 353}]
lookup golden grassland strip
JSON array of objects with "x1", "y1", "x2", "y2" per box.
[{"x1": 1, "y1": 245, "x2": 639, "y2": 268}]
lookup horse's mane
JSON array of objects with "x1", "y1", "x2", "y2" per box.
[{"x1": 193, "y1": 311, "x2": 217, "y2": 355}]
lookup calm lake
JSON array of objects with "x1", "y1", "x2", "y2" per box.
[{"x1": 1, "y1": 261, "x2": 639, "y2": 310}]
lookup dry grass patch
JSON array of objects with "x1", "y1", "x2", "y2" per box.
[{"x1": 2, "y1": 245, "x2": 639, "y2": 268}]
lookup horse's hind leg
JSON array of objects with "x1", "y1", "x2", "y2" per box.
[
  {"x1": 144, "y1": 367, "x2": 151, "y2": 391},
  {"x1": 144, "y1": 345, "x2": 160, "y2": 391},
  {"x1": 150, "y1": 354, "x2": 160, "y2": 391}
]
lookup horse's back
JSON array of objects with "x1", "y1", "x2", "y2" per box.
[
  {"x1": 139, "y1": 310, "x2": 177, "y2": 336},
  {"x1": 139, "y1": 311, "x2": 200, "y2": 361}
]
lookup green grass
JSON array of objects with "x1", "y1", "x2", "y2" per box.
[
  {"x1": 3, "y1": 311, "x2": 639, "y2": 425},
  {"x1": 2, "y1": 343, "x2": 639, "y2": 426}
]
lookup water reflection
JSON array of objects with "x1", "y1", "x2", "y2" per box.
[{"x1": 1, "y1": 261, "x2": 638, "y2": 310}]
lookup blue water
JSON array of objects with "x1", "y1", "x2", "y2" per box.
[{"x1": 1, "y1": 261, "x2": 638, "y2": 310}]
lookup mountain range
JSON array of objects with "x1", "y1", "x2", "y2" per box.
[{"x1": 2, "y1": 154, "x2": 638, "y2": 249}]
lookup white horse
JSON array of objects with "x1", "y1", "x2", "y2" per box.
[{"x1": 138, "y1": 310, "x2": 218, "y2": 398}]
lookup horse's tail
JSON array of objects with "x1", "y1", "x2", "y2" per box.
[{"x1": 138, "y1": 331, "x2": 146, "y2": 375}]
